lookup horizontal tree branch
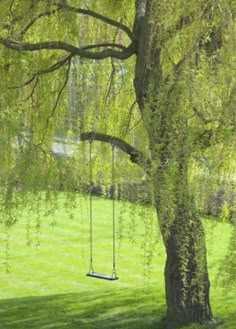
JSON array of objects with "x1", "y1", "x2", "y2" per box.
[
  {"x1": 8, "y1": 43, "x2": 125, "y2": 90},
  {"x1": 0, "y1": 37, "x2": 135, "y2": 60},
  {"x1": 81, "y1": 42, "x2": 127, "y2": 51},
  {"x1": 80, "y1": 132, "x2": 151, "y2": 173}
]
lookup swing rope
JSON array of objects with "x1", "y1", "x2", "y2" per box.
[
  {"x1": 112, "y1": 144, "x2": 116, "y2": 277},
  {"x1": 89, "y1": 139, "x2": 94, "y2": 273},
  {"x1": 87, "y1": 140, "x2": 118, "y2": 280}
]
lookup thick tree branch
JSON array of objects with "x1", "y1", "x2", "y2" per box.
[
  {"x1": 135, "y1": 0, "x2": 147, "y2": 21},
  {"x1": 0, "y1": 37, "x2": 135, "y2": 60},
  {"x1": 133, "y1": 0, "x2": 147, "y2": 51},
  {"x1": 57, "y1": 2, "x2": 134, "y2": 41},
  {"x1": 80, "y1": 132, "x2": 151, "y2": 173},
  {"x1": 81, "y1": 43, "x2": 127, "y2": 51}
]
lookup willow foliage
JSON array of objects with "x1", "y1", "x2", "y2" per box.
[
  {"x1": 0, "y1": 0, "x2": 146, "y2": 226},
  {"x1": 0, "y1": 0, "x2": 235, "y2": 308}
]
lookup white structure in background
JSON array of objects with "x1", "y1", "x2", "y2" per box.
[{"x1": 51, "y1": 139, "x2": 78, "y2": 157}]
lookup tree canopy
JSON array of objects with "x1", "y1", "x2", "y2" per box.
[{"x1": 0, "y1": 1, "x2": 236, "y2": 328}]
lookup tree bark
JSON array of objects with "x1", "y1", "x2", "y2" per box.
[
  {"x1": 134, "y1": 0, "x2": 215, "y2": 327},
  {"x1": 154, "y1": 158, "x2": 214, "y2": 328}
]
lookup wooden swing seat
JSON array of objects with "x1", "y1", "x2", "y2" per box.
[{"x1": 86, "y1": 271, "x2": 118, "y2": 281}]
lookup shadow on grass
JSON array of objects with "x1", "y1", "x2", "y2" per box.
[{"x1": 0, "y1": 288, "x2": 166, "y2": 329}]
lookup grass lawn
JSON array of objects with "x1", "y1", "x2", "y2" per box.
[{"x1": 0, "y1": 194, "x2": 235, "y2": 329}]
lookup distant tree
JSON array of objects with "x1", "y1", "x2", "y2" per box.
[{"x1": 0, "y1": 1, "x2": 235, "y2": 328}]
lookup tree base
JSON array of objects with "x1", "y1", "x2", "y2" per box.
[{"x1": 165, "y1": 315, "x2": 217, "y2": 329}]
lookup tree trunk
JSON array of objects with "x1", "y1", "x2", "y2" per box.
[
  {"x1": 153, "y1": 158, "x2": 214, "y2": 328},
  {"x1": 164, "y1": 232, "x2": 213, "y2": 328},
  {"x1": 134, "y1": 1, "x2": 215, "y2": 327}
]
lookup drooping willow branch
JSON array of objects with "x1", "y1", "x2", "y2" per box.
[
  {"x1": 0, "y1": 37, "x2": 136, "y2": 60},
  {"x1": 8, "y1": 43, "x2": 125, "y2": 90},
  {"x1": 24, "y1": 77, "x2": 39, "y2": 101},
  {"x1": 122, "y1": 100, "x2": 138, "y2": 137},
  {"x1": 16, "y1": 1, "x2": 133, "y2": 41},
  {"x1": 20, "y1": 8, "x2": 63, "y2": 36},
  {"x1": 45, "y1": 57, "x2": 72, "y2": 130},
  {"x1": 80, "y1": 132, "x2": 152, "y2": 173},
  {"x1": 9, "y1": 54, "x2": 74, "y2": 90}
]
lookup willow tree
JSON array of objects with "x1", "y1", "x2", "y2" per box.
[{"x1": 0, "y1": 0, "x2": 236, "y2": 328}]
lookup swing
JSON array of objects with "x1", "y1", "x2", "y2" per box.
[{"x1": 86, "y1": 140, "x2": 118, "y2": 281}]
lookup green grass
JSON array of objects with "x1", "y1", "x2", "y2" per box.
[{"x1": 0, "y1": 194, "x2": 235, "y2": 329}]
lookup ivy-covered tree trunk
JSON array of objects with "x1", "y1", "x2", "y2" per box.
[
  {"x1": 135, "y1": 1, "x2": 214, "y2": 327},
  {"x1": 153, "y1": 157, "x2": 214, "y2": 328}
]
